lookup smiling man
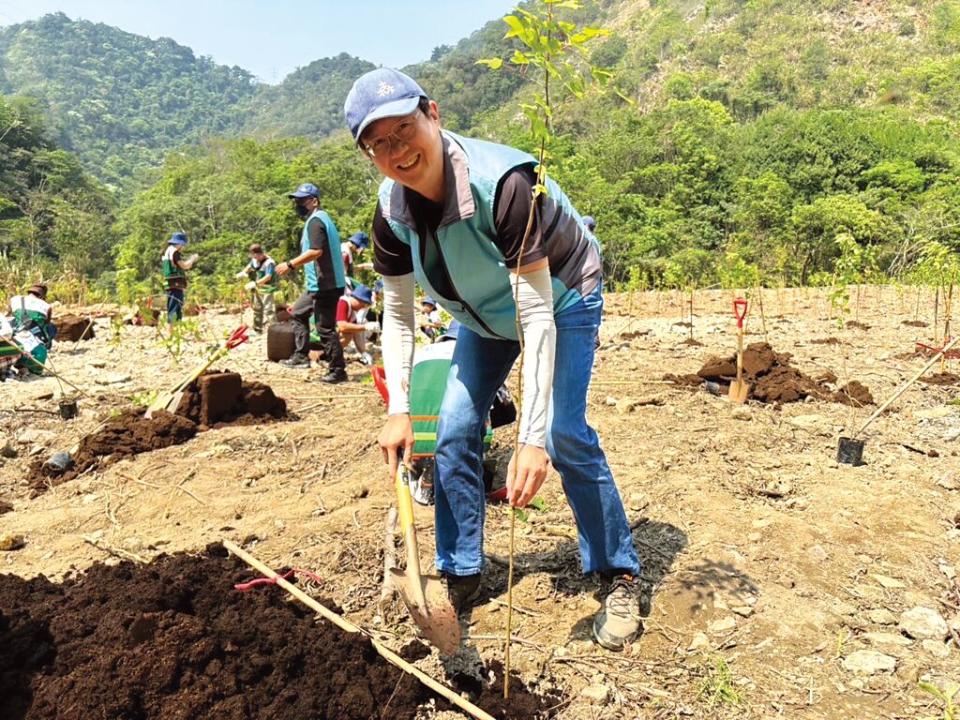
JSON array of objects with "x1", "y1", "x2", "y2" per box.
[{"x1": 344, "y1": 68, "x2": 644, "y2": 650}]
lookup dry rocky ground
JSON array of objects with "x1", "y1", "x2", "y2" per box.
[{"x1": 1, "y1": 286, "x2": 958, "y2": 719}]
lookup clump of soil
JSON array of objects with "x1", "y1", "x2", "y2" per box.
[
  {"x1": 55, "y1": 314, "x2": 95, "y2": 341},
  {"x1": 845, "y1": 320, "x2": 871, "y2": 331},
  {"x1": 902, "y1": 319, "x2": 928, "y2": 328},
  {"x1": 920, "y1": 372, "x2": 960, "y2": 386},
  {"x1": 810, "y1": 337, "x2": 841, "y2": 345},
  {"x1": 0, "y1": 545, "x2": 559, "y2": 720},
  {"x1": 666, "y1": 342, "x2": 875, "y2": 406},
  {"x1": 26, "y1": 372, "x2": 287, "y2": 495},
  {"x1": 27, "y1": 410, "x2": 197, "y2": 495},
  {"x1": 0, "y1": 500, "x2": 13, "y2": 515},
  {"x1": 175, "y1": 371, "x2": 287, "y2": 428}
]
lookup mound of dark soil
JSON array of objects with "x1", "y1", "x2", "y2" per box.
[
  {"x1": 920, "y1": 372, "x2": 960, "y2": 386},
  {"x1": 666, "y1": 342, "x2": 875, "y2": 406},
  {"x1": 55, "y1": 314, "x2": 95, "y2": 341},
  {"x1": 25, "y1": 372, "x2": 287, "y2": 495},
  {"x1": 902, "y1": 320, "x2": 928, "y2": 328},
  {"x1": 0, "y1": 545, "x2": 558, "y2": 719},
  {"x1": 27, "y1": 410, "x2": 197, "y2": 495},
  {"x1": 175, "y1": 371, "x2": 287, "y2": 428},
  {"x1": 0, "y1": 500, "x2": 13, "y2": 515}
]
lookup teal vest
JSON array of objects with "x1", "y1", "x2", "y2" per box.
[
  {"x1": 300, "y1": 210, "x2": 344, "y2": 292},
  {"x1": 378, "y1": 131, "x2": 590, "y2": 340}
]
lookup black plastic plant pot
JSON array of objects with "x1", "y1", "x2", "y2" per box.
[
  {"x1": 58, "y1": 398, "x2": 78, "y2": 420},
  {"x1": 837, "y1": 436, "x2": 865, "y2": 466}
]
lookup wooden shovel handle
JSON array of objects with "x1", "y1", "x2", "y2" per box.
[{"x1": 394, "y1": 465, "x2": 427, "y2": 609}]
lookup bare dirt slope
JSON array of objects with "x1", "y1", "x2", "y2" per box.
[{"x1": 1, "y1": 287, "x2": 958, "y2": 719}]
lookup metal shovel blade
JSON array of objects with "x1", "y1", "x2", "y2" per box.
[
  {"x1": 728, "y1": 379, "x2": 750, "y2": 404},
  {"x1": 389, "y1": 568, "x2": 461, "y2": 655}
]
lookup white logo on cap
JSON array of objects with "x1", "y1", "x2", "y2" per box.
[{"x1": 377, "y1": 81, "x2": 395, "y2": 97}]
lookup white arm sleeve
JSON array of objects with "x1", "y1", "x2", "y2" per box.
[
  {"x1": 381, "y1": 274, "x2": 416, "y2": 415},
  {"x1": 515, "y1": 266, "x2": 556, "y2": 447}
]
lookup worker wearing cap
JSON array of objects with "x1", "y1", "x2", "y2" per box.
[
  {"x1": 336, "y1": 283, "x2": 378, "y2": 365},
  {"x1": 162, "y1": 232, "x2": 198, "y2": 332},
  {"x1": 341, "y1": 232, "x2": 374, "y2": 282},
  {"x1": 235, "y1": 243, "x2": 278, "y2": 333},
  {"x1": 276, "y1": 182, "x2": 348, "y2": 383},
  {"x1": 7, "y1": 283, "x2": 56, "y2": 374},
  {"x1": 344, "y1": 68, "x2": 641, "y2": 650},
  {"x1": 419, "y1": 295, "x2": 444, "y2": 341}
]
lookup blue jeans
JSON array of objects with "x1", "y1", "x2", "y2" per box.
[
  {"x1": 434, "y1": 286, "x2": 641, "y2": 577},
  {"x1": 166, "y1": 289, "x2": 184, "y2": 323}
]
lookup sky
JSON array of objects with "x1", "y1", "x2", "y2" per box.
[{"x1": 0, "y1": 0, "x2": 520, "y2": 83}]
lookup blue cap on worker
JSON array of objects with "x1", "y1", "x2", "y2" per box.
[
  {"x1": 288, "y1": 182, "x2": 320, "y2": 199},
  {"x1": 348, "y1": 232, "x2": 369, "y2": 249},
  {"x1": 169, "y1": 232, "x2": 188, "y2": 245},
  {"x1": 344, "y1": 68, "x2": 427, "y2": 142},
  {"x1": 373, "y1": 279, "x2": 384, "y2": 293},
  {"x1": 352, "y1": 284, "x2": 373, "y2": 306},
  {"x1": 582, "y1": 216, "x2": 596, "y2": 232},
  {"x1": 421, "y1": 296, "x2": 437, "y2": 308}
]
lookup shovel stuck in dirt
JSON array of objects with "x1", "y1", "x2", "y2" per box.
[
  {"x1": 146, "y1": 325, "x2": 248, "y2": 418},
  {"x1": 390, "y1": 463, "x2": 460, "y2": 655},
  {"x1": 728, "y1": 298, "x2": 750, "y2": 404}
]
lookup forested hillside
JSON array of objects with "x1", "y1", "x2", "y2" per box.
[
  {"x1": 0, "y1": 13, "x2": 257, "y2": 187},
  {"x1": 1, "y1": 0, "x2": 959, "y2": 301}
]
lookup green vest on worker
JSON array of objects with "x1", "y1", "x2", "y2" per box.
[
  {"x1": 377, "y1": 131, "x2": 594, "y2": 340},
  {"x1": 301, "y1": 210, "x2": 344, "y2": 293},
  {"x1": 162, "y1": 245, "x2": 186, "y2": 286}
]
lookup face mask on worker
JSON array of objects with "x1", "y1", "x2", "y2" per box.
[{"x1": 295, "y1": 201, "x2": 311, "y2": 219}]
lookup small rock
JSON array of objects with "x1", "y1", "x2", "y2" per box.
[
  {"x1": 921, "y1": 639, "x2": 951, "y2": 659},
  {"x1": 16, "y1": 428, "x2": 56, "y2": 445},
  {"x1": 747, "y1": 532, "x2": 762, "y2": 542},
  {"x1": 940, "y1": 563, "x2": 956, "y2": 580},
  {"x1": 731, "y1": 605, "x2": 754, "y2": 618},
  {"x1": 871, "y1": 574, "x2": 906, "y2": 589},
  {"x1": 708, "y1": 616, "x2": 737, "y2": 634},
  {"x1": 122, "y1": 536, "x2": 144, "y2": 552},
  {"x1": 789, "y1": 414, "x2": 830, "y2": 434},
  {"x1": 867, "y1": 608, "x2": 897, "y2": 626},
  {"x1": 604, "y1": 396, "x2": 617, "y2": 407},
  {"x1": 833, "y1": 600, "x2": 858, "y2": 616},
  {"x1": 0, "y1": 533, "x2": 25, "y2": 551},
  {"x1": 916, "y1": 407, "x2": 953, "y2": 420},
  {"x1": 96, "y1": 372, "x2": 132, "y2": 385},
  {"x1": 615, "y1": 398, "x2": 636, "y2": 415},
  {"x1": 731, "y1": 406, "x2": 752, "y2": 421},
  {"x1": 89, "y1": 359, "x2": 107, "y2": 368},
  {"x1": 688, "y1": 632, "x2": 710, "y2": 651},
  {"x1": 808, "y1": 544, "x2": 829, "y2": 563},
  {"x1": 842, "y1": 650, "x2": 896, "y2": 675},
  {"x1": 628, "y1": 492, "x2": 648, "y2": 512},
  {"x1": 758, "y1": 478, "x2": 791, "y2": 498},
  {"x1": 938, "y1": 473, "x2": 960, "y2": 491},
  {"x1": 0, "y1": 442, "x2": 17, "y2": 458},
  {"x1": 900, "y1": 607, "x2": 948, "y2": 640},
  {"x1": 862, "y1": 632, "x2": 912, "y2": 647},
  {"x1": 944, "y1": 429, "x2": 960, "y2": 442},
  {"x1": 580, "y1": 684, "x2": 611, "y2": 705}
]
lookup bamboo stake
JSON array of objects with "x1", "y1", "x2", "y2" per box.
[{"x1": 221, "y1": 540, "x2": 497, "y2": 720}]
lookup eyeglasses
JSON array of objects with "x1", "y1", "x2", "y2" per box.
[{"x1": 362, "y1": 114, "x2": 419, "y2": 158}]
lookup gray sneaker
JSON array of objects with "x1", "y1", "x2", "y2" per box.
[{"x1": 593, "y1": 574, "x2": 643, "y2": 650}]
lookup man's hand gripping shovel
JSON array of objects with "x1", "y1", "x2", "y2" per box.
[{"x1": 146, "y1": 325, "x2": 249, "y2": 418}]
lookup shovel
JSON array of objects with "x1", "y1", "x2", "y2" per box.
[
  {"x1": 728, "y1": 297, "x2": 750, "y2": 403},
  {"x1": 390, "y1": 461, "x2": 460, "y2": 655},
  {"x1": 146, "y1": 325, "x2": 249, "y2": 418}
]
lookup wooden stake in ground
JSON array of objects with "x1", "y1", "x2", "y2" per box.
[{"x1": 221, "y1": 540, "x2": 497, "y2": 720}]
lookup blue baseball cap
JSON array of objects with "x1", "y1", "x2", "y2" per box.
[
  {"x1": 421, "y1": 296, "x2": 437, "y2": 308},
  {"x1": 348, "y1": 231, "x2": 369, "y2": 249},
  {"x1": 344, "y1": 68, "x2": 427, "y2": 143},
  {"x1": 582, "y1": 216, "x2": 596, "y2": 231},
  {"x1": 373, "y1": 279, "x2": 384, "y2": 293},
  {"x1": 169, "y1": 232, "x2": 188, "y2": 245},
  {"x1": 352, "y1": 284, "x2": 373, "y2": 305},
  {"x1": 288, "y1": 182, "x2": 320, "y2": 199}
]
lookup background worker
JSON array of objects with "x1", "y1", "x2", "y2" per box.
[
  {"x1": 7, "y1": 283, "x2": 56, "y2": 374},
  {"x1": 418, "y1": 296, "x2": 444, "y2": 341},
  {"x1": 336, "y1": 283, "x2": 377, "y2": 365},
  {"x1": 345, "y1": 67, "x2": 642, "y2": 651},
  {"x1": 235, "y1": 243, "x2": 278, "y2": 333},
  {"x1": 341, "y1": 231, "x2": 373, "y2": 284},
  {"x1": 161, "y1": 232, "x2": 197, "y2": 332},
  {"x1": 275, "y1": 182, "x2": 347, "y2": 383}
]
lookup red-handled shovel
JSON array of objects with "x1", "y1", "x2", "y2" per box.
[
  {"x1": 728, "y1": 298, "x2": 750, "y2": 404},
  {"x1": 146, "y1": 325, "x2": 249, "y2": 417}
]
